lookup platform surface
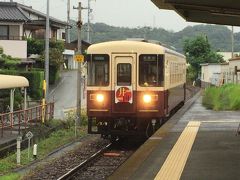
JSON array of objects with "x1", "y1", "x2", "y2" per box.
[{"x1": 109, "y1": 96, "x2": 240, "y2": 180}]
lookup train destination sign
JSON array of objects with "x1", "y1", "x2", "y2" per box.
[{"x1": 115, "y1": 86, "x2": 132, "y2": 104}]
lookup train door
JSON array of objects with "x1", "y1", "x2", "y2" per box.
[{"x1": 112, "y1": 54, "x2": 136, "y2": 113}]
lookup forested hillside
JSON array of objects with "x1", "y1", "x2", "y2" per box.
[{"x1": 70, "y1": 21, "x2": 239, "y2": 52}]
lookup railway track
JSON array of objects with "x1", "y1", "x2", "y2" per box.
[
  {"x1": 57, "y1": 142, "x2": 112, "y2": 180},
  {"x1": 58, "y1": 87, "x2": 199, "y2": 180},
  {"x1": 23, "y1": 87, "x2": 199, "y2": 180},
  {"x1": 57, "y1": 139, "x2": 141, "y2": 180}
]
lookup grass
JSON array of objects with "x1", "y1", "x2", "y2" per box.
[
  {"x1": 202, "y1": 84, "x2": 240, "y2": 110},
  {"x1": 0, "y1": 173, "x2": 21, "y2": 180},
  {"x1": 0, "y1": 120, "x2": 87, "y2": 176}
]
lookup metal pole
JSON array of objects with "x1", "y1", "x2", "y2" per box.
[
  {"x1": 231, "y1": 26, "x2": 234, "y2": 59},
  {"x1": 24, "y1": 88, "x2": 27, "y2": 110},
  {"x1": 45, "y1": 0, "x2": 50, "y2": 102},
  {"x1": 28, "y1": 138, "x2": 30, "y2": 159},
  {"x1": 10, "y1": 89, "x2": 15, "y2": 113},
  {"x1": 87, "y1": 0, "x2": 91, "y2": 42},
  {"x1": 66, "y1": 0, "x2": 70, "y2": 43},
  {"x1": 10, "y1": 89, "x2": 14, "y2": 132},
  {"x1": 24, "y1": 87, "x2": 27, "y2": 127}
]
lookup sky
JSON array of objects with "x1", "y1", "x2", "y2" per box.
[{"x1": 12, "y1": 0, "x2": 239, "y2": 32}]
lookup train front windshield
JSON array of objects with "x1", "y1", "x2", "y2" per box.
[
  {"x1": 87, "y1": 54, "x2": 109, "y2": 86},
  {"x1": 139, "y1": 54, "x2": 164, "y2": 87}
]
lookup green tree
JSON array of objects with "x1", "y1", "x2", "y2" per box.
[
  {"x1": 183, "y1": 36, "x2": 223, "y2": 80},
  {"x1": 27, "y1": 38, "x2": 45, "y2": 55},
  {"x1": 27, "y1": 39, "x2": 65, "y2": 84},
  {"x1": 40, "y1": 47, "x2": 64, "y2": 84}
]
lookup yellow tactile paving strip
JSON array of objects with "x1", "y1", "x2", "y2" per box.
[{"x1": 154, "y1": 121, "x2": 201, "y2": 180}]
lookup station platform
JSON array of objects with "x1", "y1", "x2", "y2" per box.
[{"x1": 109, "y1": 93, "x2": 240, "y2": 180}]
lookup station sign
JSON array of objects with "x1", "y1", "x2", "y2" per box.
[
  {"x1": 115, "y1": 86, "x2": 132, "y2": 104},
  {"x1": 74, "y1": 54, "x2": 84, "y2": 63}
]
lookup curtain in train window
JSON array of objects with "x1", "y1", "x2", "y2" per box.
[{"x1": 117, "y1": 63, "x2": 131, "y2": 86}]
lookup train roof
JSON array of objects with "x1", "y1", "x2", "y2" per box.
[{"x1": 87, "y1": 40, "x2": 185, "y2": 59}]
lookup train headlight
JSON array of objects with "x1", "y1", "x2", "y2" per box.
[
  {"x1": 96, "y1": 94, "x2": 104, "y2": 103},
  {"x1": 143, "y1": 94, "x2": 152, "y2": 103}
]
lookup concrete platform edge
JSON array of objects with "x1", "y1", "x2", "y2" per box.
[{"x1": 108, "y1": 91, "x2": 201, "y2": 180}]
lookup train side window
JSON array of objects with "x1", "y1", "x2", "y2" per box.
[
  {"x1": 87, "y1": 54, "x2": 109, "y2": 86},
  {"x1": 139, "y1": 54, "x2": 164, "y2": 87},
  {"x1": 117, "y1": 63, "x2": 131, "y2": 86}
]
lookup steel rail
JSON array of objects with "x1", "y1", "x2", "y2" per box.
[{"x1": 57, "y1": 142, "x2": 112, "y2": 180}]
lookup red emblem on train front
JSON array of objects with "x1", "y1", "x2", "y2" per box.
[{"x1": 115, "y1": 86, "x2": 132, "y2": 103}]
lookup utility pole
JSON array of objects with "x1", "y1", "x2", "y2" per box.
[
  {"x1": 231, "y1": 26, "x2": 234, "y2": 59},
  {"x1": 66, "y1": 0, "x2": 70, "y2": 43},
  {"x1": 87, "y1": 0, "x2": 92, "y2": 43},
  {"x1": 73, "y1": 2, "x2": 87, "y2": 125},
  {"x1": 45, "y1": 0, "x2": 50, "y2": 102}
]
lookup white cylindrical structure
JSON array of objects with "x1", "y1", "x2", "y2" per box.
[
  {"x1": 16, "y1": 136, "x2": 22, "y2": 165},
  {"x1": 24, "y1": 87, "x2": 27, "y2": 110},
  {"x1": 33, "y1": 144, "x2": 38, "y2": 159},
  {"x1": 10, "y1": 89, "x2": 15, "y2": 113}
]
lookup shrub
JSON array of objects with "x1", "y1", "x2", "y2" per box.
[
  {"x1": 27, "y1": 38, "x2": 45, "y2": 55},
  {"x1": 49, "y1": 65, "x2": 60, "y2": 85},
  {"x1": 27, "y1": 38, "x2": 64, "y2": 85},
  {"x1": 202, "y1": 84, "x2": 240, "y2": 110},
  {"x1": 0, "y1": 89, "x2": 23, "y2": 112},
  {"x1": 0, "y1": 46, "x2": 3, "y2": 54},
  {"x1": 0, "y1": 54, "x2": 21, "y2": 69},
  {"x1": 0, "y1": 70, "x2": 44, "y2": 100}
]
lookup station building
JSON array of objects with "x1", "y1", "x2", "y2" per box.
[{"x1": 201, "y1": 57, "x2": 240, "y2": 87}]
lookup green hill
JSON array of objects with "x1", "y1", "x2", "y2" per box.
[{"x1": 70, "y1": 21, "x2": 238, "y2": 52}]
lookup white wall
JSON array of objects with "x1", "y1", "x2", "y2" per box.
[
  {"x1": 0, "y1": 40, "x2": 27, "y2": 58},
  {"x1": 229, "y1": 59, "x2": 240, "y2": 72},
  {"x1": 201, "y1": 65, "x2": 221, "y2": 83},
  {"x1": 57, "y1": 29, "x2": 65, "y2": 41},
  {"x1": 201, "y1": 65, "x2": 208, "y2": 82},
  {"x1": 217, "y1": 52, "x2": 239, "y2": 62}
]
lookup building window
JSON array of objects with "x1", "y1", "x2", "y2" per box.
[
  {"x1": 62, "y1": 32, "x2": 66, "y2": 40},
  {"x1": 0, "y1": 25, "x2": 9, "y2": 40}
]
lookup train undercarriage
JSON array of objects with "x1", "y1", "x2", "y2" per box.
[
  {"x1": 88, "y1": 116, "x2": 164, "y2": 139},
  {"x1": 88, "y1": 101, "x2": 184, "y2": 139}
]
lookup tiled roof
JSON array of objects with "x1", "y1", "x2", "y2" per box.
[
  {"x1": 0, "y1": 2, "x2": 67, "y2": 26},
  {"x1": 0, "y1": 2, "x2": 29, "y2": 22},
  {"x1": 19, "y1": 4, "x2": 68, "y2": 26}
]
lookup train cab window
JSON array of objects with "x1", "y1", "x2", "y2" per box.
[
  {"x1": 87, "y1": 54, "x2": 109, "y2": 86},
  {"x1": 139, "y1": 54, "x2": 164, "y2": 87},
  {"x1": 117, "y1": 63, "x2": 131, "y2": 86}
]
